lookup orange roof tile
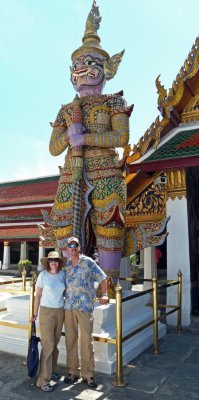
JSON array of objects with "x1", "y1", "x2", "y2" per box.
[
  {"x1": 0, "y1": 176, "x2": 59, "y2": 205},
  {"x1": 176, "y1": 132, "x2": 199, "y2": 149},
  {"x1": 0, "y1": 207, "x2": 52, "y2": 222},
  {"x1": 0, "y1": 226, "x2": 40, "y2": 240}
]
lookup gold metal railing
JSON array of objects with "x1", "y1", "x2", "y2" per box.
[
  {"x1": 112, "y1": 270, "x2": 182, "y2": 386},
  {"x1": 0, "y1": 270, "x2": 182, "y2": 387}
]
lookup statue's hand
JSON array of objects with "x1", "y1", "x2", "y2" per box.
[
  {"x1": 68, "y1": 123, "x2": 85, "y2": 148},
  {"x1": 68, "y1": 123, "x2": 84, "y2": 136},
  {"x1": 69, "y1": 133, "x2": 84, "y2": 148}
]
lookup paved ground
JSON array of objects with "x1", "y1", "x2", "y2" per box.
[{"x1": 0, "y1": 317, "x2": 199, "y2": 400}]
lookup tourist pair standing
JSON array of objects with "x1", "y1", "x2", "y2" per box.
[{"x1": 31, "y1": 237, "x2": 108, "y2": 392}]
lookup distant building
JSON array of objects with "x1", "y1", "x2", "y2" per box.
[{"x1": 0, "y1": 175, "x2": 59, "y2": 270}]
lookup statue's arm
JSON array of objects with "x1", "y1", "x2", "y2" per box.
[
  {"x1": 49, "y1": 126, "x2": 69, "y2": 156},
  {"x1": 49, "y1": 107, "x2": 70, "y2": 156}
]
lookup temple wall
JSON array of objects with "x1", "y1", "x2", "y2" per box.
[{"x1": 166, "y1": 196, "x2": 191, "y2": 326}]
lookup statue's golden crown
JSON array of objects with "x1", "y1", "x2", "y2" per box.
[
  {"x1": 71, "y1": 1, "x2": 124, "y2": 80},
  {"x1": 71, "y1": 0, "x2": 109, "y2": 60}
]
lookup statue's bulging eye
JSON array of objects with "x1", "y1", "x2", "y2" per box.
[{"x1": 85, "y1": 60, "x2": 96, "y2": 66}]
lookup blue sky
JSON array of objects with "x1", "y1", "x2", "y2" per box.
[{"x1": 1, "y1": 0, "x2": 198, "y2": 182}]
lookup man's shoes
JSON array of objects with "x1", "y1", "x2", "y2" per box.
[
  {"x1": 83, "y1": 377, "x2": 97, "y2": 389},
  {"x1": 64, "y1": 374, "x2": 79, "y2": 384}
]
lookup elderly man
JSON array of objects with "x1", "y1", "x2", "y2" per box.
[{"x1": 64, "y1": 237, "x2": 108, "y2": 389}]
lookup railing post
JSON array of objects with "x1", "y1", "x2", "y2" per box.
[
  {"x1": 112, "y1": 280, "x2": 127, "y2": 387},
  {"x1": 21, "y1": 269, "x2": 27, "y2": 291},
  {"x1": 177, "y1": 270, "x2": 182, "y2": 334},
  {"x1": 152, "y1": 274, "x2": 159, "y2": 354}
]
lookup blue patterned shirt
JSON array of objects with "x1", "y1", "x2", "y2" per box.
[{"x1": 64, "y1": 255, "x2": 107, "y2": 312}]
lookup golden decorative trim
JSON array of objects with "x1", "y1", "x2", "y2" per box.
[
  {"x1": 125, "y1": 172, "x2": 136, "y2": 185},
  {"x1": 126, "y1": 116, "x2": 167, "y2": 164},
  {"x1": 90, "y1": 105, "x2": 110, "y2": 124},
  {"x1": 54, "y1": 226, "x2": 72, "y2": 237},
  {"x1": 93, "y1": 193, "x2": 123, "y2": 208},
  {"x1": 95, "y1": 225, "x2": 124, "y2": 237},
  {"x1": 127, "y1": 180, "x2": 166, "y2": 224},
  {"x1": 63, "y1": 113, "x2": 72, "y2": 127},
  {"x1": 54, "y1": 199, "x2": 73, "y2": 210},
  {"x1": 181, "y1": 93, "x2": 199, "y2": 123},
  {"x1": 126, "y1": 213, "x2": 165, "y2": 226},
  {"x1": 157, "y1": 37, "x2": 199, "y2": 112},
  {"x1": 156, "y1": 75, "x2": 184, "y2": 117},
  {"x1": 127, "y1": 171, "x2": 162, "y2": 205},
  {"x1": 166, "y1": 169, "x2": 187, "y2": 200}
]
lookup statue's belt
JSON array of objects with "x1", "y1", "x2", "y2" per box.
[{"x1": 82, "y1": 148, "x2": 117, "y2": 158}]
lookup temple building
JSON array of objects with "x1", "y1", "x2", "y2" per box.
[
  {"x1": 0, "y1": 176, "x2": 59, "y2": 270},
  {"x1": 126, "y1": 36, "x2": 199, "y2": 323}
]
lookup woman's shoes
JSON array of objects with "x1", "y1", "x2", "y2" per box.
[
  {"x1": 37, "y1": 383, "x2": 54, "y2": 392},
  {"x1": 83, "y1": 376, "x2": 97, "y2": 389}
]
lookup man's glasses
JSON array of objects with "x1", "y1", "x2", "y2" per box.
[
  {"x1": 48, "y1": 258, "x2": 60, "y2": 262},
  {"x1": 68, "y1": 243, "x2": 79, "y2": 249}
]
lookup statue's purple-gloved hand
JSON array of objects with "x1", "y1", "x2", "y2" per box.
[
  {"x1": 68, "y1": 123, "x2": 84, "y2": 136},
  {"x1": 69, "y1": 133, "x2": 84, "y2": 148},
  {"x1": 67, "y1": 123, "x2": 85, "y2": 148}
]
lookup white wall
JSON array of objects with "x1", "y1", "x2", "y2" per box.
[{"x1": 167, "y1": 197, "x2": 191, "y2": 326}]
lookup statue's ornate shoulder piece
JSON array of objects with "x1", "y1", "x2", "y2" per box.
[{"x1": 107, "y1": 92, "x2": 134, "y2": 117}]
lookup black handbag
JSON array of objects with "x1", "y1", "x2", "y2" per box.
[{"x1": 27, "y1": 321, "x2": 40, "y2": 378}]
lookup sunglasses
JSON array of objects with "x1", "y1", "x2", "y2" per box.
[
  {"x1": 48, "y1": 258, "x2": 60, "y2": 262},
  {"x1": 68, "y1": 243, "x2": 79, "y2": 249}
]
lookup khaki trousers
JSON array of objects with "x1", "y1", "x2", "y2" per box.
[
  {"x1": 64, "y1": 310, "x2": 94, "y2": 379},
  {"x1": 37, "y1": 306, "x2": 64, "y2": 387}
]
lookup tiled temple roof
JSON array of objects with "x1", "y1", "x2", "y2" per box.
[
  {"x1": 147, "y1": 129, "x2": 199, "y2": 161},
  {"x1": 0, "y1": 226, "x2": 39, "y2": 240},
  {"x1": 0, "y1": 176, "x2": 59, "y2": 206},
  {"x1": 0, "y1": 207, "x2": 51, "y2": 222}
]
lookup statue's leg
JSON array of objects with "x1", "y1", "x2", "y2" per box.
[
  {"x1": 95, "y1": 249, "x2": 122, "y2": 297},
  {"x1": 98, "y1": 249, "x2": 122, "y2": 295},
  {"x1": 98, "y1": 249, "x2": 121, "y2": 273}
]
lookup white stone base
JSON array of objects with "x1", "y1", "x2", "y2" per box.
[{"x1": 0, "y1": 291, "x2": 166, "y2": 375}]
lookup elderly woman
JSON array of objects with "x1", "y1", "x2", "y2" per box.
[{"x1": 31, "y1": 251, "x2": 66, "y2": 392}]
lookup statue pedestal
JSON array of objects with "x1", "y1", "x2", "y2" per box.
[{"x1": 0, "y1": 290, "x2": 166, "y2": 375}]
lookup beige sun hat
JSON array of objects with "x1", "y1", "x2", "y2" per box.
[{"x1": 40, "y1": 251, "x2": 67, "y2": 269}]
